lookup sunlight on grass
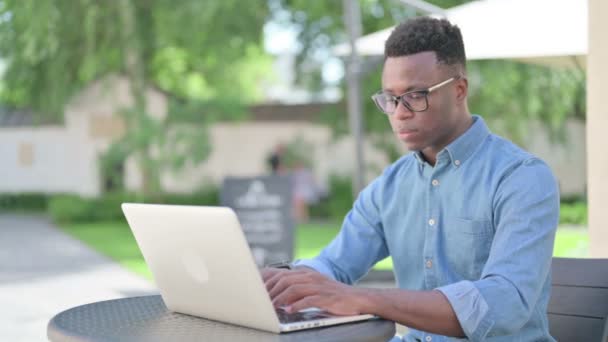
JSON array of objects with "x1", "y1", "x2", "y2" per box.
[
  {"x1": 553, "y1": 227, "x2": 589, "y2": 257},
  {"x1": 60, "y1": 222, "x2": 587, "y2": 279}
]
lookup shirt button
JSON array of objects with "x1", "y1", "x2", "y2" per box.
[
  {"x1": 426, "y1": 336, "x2": 432, "y2": 342},
  {"x1": 431, "y1": 179, "x2": 439, "y2": 186},
  {"x1": 454, "y1": 160, "x2": 461, "y2": 166},
  {"x1": 428, "y1": 218, "x2": 435, "y2": 226},
  {"x1": 425, "y1": 259, "x2": 433, "y2": 268}
]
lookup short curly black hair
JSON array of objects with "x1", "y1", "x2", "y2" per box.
[{"x1": 385, "y1": 17, "x2": 466, "y2": 69}]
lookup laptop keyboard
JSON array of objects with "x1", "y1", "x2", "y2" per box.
[{"x1": 275, "y1": 308, "x2": 333, "y2": 324}]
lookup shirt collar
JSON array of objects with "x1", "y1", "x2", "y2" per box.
[
  {"x1": 413, "y1": 151, "x2": 426, "y2": 165},
  {"x1": 442, "y1": 115, "x2": 490, "y2": 168}
]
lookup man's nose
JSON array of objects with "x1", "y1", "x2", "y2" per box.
[{"x1": 393, "y1": 100, "x2": 415, "y2": 119}]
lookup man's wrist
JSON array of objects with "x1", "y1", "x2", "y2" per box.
[{"x1": 357, "y1": 288, "x2": 383, "y2": 315}]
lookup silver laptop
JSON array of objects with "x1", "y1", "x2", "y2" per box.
[{"x1": 121, "y1": 203, "x2": 375, "y2": 333}]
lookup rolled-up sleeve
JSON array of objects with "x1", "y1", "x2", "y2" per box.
[
  {"x1": 438, "y1": 158, "x2": 559, "y2": 340},
  {"x1": 438, "y1": 281, "x2": 494, "y2": 340}
]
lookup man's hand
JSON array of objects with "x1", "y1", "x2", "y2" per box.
[
  {"x1": 261, "y1": 267, "x2": 371, "y2": 316},
  {"x1": 261, "y1": 267, "x2": 464, "y2": 336}
]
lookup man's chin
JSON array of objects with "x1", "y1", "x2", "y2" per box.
[
  {"x1": 394, "y1": 132, "x2": 424, "y2": 150},
  {"x1": 401, "y1": 140, "x2": 422, "y2": 151}
]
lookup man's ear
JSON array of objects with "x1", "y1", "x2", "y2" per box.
[{"x1": 455, "y1": 77, "x2": 468, "y2": 102}]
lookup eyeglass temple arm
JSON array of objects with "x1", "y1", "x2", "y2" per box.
[{"x1": 427, "y1": 76, "x2": 459, "y2": 93}]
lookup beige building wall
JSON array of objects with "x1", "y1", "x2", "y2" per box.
[
  {"x1": 0, "y1": 75, "x2": 168, "y2": 197},
  {"x1": 0, "y1": 126, "x2": 99, "y2": 196},
  {"x1": 524, "y1": 120, "x2": 587, "y2": 197},
  {"x1": 157, "y1": 122, "x2": 391, "y2": 194},
  {"x1": 64, "y1": 75, "x2": 168, "y2": 195},
  {"x1": 587, "y1": 0, "x2": 608, "y2": 257}
]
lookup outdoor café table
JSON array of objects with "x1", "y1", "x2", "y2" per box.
[{"x1": 48, "y1": 295, "x2": 396, "y2": 342}]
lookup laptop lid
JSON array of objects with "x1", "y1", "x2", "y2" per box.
[
  {"x1": 121, "y1": 203, "x2": 282, "y2": 333},
  {"x1": 121, "y1": 203, "x2": 375, "y2": 333}
]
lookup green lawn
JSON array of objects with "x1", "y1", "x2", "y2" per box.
[{"x1": 59, "y1": 221, "x2": 589, "y2": 280}]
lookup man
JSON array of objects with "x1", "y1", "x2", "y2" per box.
[{"x1": 262, "y1": 17, "x2": 559, "y2": 341}]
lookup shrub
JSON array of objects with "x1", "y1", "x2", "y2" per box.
[
  {"x1": 161, "y1": 189, "x2": 219, "y2": 207},
  {"x1": 559, "y1": 201, "x2": 587, "y2": 225},
  {"x1": 48, "y1": 194, "x2": 96, "y2": 223},
  {"x1": 48, "y1": 187, "x2": 220, "y2": 223},
  {"x1": 0, "y1": 193, "x2": 49, "y2": 212},
  {"x1": 309, "y1": 175, "x2": 354, "y2": 222}
]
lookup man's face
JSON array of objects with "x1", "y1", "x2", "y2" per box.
[{"x1": 381, "y1": 51, "x2": 463, "y2": 155}]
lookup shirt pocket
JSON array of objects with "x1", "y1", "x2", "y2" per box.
[{"x1": 443, "y1": 217, "x2": 494, "y2": 280}]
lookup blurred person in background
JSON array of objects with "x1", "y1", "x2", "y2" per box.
[
  {"x1": 291, "y1": 160, "x2": 318, "y2": 223},
  {"x1": 267, "y1": 143, "x2": 286, "y2": 175}
]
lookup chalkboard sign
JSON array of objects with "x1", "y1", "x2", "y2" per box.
[{"x1": 221, "y1": 176, "x2": 294, "y2": 267}]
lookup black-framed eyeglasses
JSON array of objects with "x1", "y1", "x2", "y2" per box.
[{"x1": 371, "y1": 76, "x2": 460, "y2": 114}]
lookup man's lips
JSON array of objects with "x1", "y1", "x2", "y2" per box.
[
  {"x1": 396, "y1": 128, "x2": 417, "y2": 134},
  {"x1": 395, "y1": 129, "x2": 418, "y2": 139}
]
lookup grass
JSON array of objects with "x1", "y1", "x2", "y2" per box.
[
  {"x1": 59, "y1": 221, "x2": 589, "y2": 280},
  {"x1": 552, "y1": 227, "x2": 589, "y2": 258},
  {"x1": 61, "y1": 221, "x2": 153, "y2": 278}
]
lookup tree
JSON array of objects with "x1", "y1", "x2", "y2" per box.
[{"x1": 0, "y1": 0, "x2": 272, "y2": 196}]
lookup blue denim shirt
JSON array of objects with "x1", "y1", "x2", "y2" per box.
[{"x1": 296, "y1": 116, "x2": 559, "y2": 341}]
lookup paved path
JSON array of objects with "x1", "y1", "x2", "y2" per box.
[{"x1": 0, "y1": 214, "x2": 157, "y2": 342}]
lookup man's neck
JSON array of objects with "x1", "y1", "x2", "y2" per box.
[{"x1": 420, "y1": 114, "x2": 473, "y2": 166}]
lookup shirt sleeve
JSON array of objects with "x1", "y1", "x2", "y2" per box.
[
  {"x1": 294, "y1": 169, "x2": 391, "y2": 284},
  {"x1": 437, "y1": 158, "x2": 559, "y2": 341}
]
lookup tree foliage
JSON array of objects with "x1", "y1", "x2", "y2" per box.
[
  {"x1": 0, "y1": 0, "x2": 271, "y2": 116},
  {"x1": 0, "y1": 0, "x2": 272, "y2": 195}
]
